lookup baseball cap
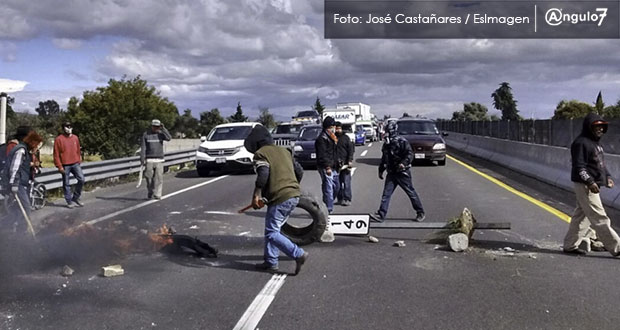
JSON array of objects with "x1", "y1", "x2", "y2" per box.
[{"x1": 151, "y1": 119, "x2": 161, "y2": 126}]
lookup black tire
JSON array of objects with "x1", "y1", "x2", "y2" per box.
[
  {"x1": 31, "y1": 183, "x2": 46, "y2": 210},
  {"x1": 282, "y1": 193, "x2": 328, "y2": 246},
  {"x1": 197, "y1": 167, "x2": 210, "y2": 177},
  {"x1": 438, "y1": 159, "x2": 446, "y2": 166}
]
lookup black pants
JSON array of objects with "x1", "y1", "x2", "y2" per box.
[{"x1": 377, "y1": 170, "x2": 424, "y2": 219}]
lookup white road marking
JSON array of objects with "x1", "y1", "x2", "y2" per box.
[
  {"x1": 360, "y1": 150, "x2": 368, "y2": 157},
  {"x1": 351, "y1": 167, "x2": 356, "y2": 176},
  {"x1": 84, "y1": 175, "x2": 229, "y2": 225},
  {"x1": 204, "y1": 211, "x2": 237, "y2": 215},
  {"x1": 233, "y1": 274, "x2": 287, "y2": 330},
  {"x1": 368, "y1": 143, "x2": 373, "y2": 147},
  {"x1": 238, "y1": 231, "x2": 251, "y2": 236},
  {"x1": 169, "y1": 211, "x2": 181, "y2": 215}
]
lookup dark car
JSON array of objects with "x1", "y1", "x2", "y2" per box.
[
  {"x1": 292, "y1": 110, "x2": 321, "y2": 125},
  {"x1": 397, "y1": 118, "x2": 447, "y2": 166},
  {"x1": 272, "y1": 122, "x2": 304, "y2": 148},
  {"x1": 293, "y1": 124, "x2": 322, "y2": 168}
]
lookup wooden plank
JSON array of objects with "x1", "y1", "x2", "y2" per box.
[{"x1": 369, "y1": 221, "x2": 510, "y2": 230}]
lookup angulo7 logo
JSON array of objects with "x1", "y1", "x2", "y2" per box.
[{"x1": 545, "y1": 7, "x2": 608, "y2": 27}]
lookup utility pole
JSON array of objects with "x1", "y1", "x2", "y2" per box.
[{"x1": 0, "y1": 92, "x2": 7, "y2": 144}]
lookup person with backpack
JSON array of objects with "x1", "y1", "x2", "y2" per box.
[{"x1": 4, "y1": 131, "x2": 44, "y2": 233}]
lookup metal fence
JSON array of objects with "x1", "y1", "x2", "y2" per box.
[
  {"x1": 437, "y1": 119, "x2": 620, "y2": 155},
  {"x1": 37, "y1": 149, "x2": 197, "y2": 190}
]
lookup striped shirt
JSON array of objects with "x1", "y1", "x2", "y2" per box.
[{"x1": 9, "y1": 148, "x2": 26, "y2": 185}]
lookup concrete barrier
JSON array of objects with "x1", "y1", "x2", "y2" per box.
[{"x1": 446, "y1": 132, "x2": 620, "y2": 211}]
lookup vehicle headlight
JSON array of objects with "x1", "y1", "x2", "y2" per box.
[
  {"x1": 293, "y1": 145, "x2": 303, "y2": 152},
  {"x1": 198, "y1": 146, "x2": 209, "y2": 153},
  {"x1": 433, "y1": 143, "x2": 446, "y2": 150}
]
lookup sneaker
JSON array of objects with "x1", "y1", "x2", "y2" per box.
[
  {"x1": 295, "y1": 252, "x2": 309, "y2": 275},
  {"x1": 66, "y1": 202, "x2": 74, "y2": 209},
  {"x1": 414, "y1": 213, "x2": 426, "y2": 222},
  {"x1": 342, "y1": 200, "x2": 351, "y2": 206},
  {"x1": 73, "y1": 199, "x2": 84, "y2": 207},
  {"x1": 369, "y1": 212, "x2": 384, "y2": 223},
  {"x1": 563, "y1": 248, "x2": 587, "y2": 255},
  {"x1": 254, "y1": 262, "x2": 279, "y2": 273},
  {"x1": 153, "y1": 196, "x2": 162, "y2": 200}
]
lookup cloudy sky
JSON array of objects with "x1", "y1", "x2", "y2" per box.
[{"x1": 1, "y1": 0, "x2": 620, "y2": 120}]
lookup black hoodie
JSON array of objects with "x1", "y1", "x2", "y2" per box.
[{"x1": 571, "y1": 113, "x2": 611, "y2": 186}]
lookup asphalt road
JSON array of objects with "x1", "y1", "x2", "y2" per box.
[{"x1": 2, "y1": 142, "x2": 620, "y2": 330}]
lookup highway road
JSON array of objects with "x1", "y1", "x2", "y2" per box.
[{"x1": 2, "y1": 142, "x2": 620, "y2": 330}]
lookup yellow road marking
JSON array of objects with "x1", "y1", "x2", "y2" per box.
[{"x1": 447, "y1": 154, "x2": 571, "y2": 223}]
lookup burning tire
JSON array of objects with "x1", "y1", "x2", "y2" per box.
[{"x1": 282, "y1": 193, "x2": 327, "y2": 246}]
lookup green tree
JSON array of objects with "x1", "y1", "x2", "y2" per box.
[
  {"x1": 2, "y1": 95, "x2": 18, "y2": 134},
  {"x1": 312, "y1": 97, "x2": 326, "y2": 117},
  {"x1": 35, "y1": 99, "x2": 64, "y2": 136},
  {"x1": 66, "y1": 76, "x2": 179, "y2": 159},
  {"x1": 199, "y1": 108, "x2": 226, "y2": 136},
  {"x1": 452, "y1": 102, "x2": 490, "y2": 121},
  {"x1": 552, "y1": 100, "x2": 594, "y2": 119},
  {"x1": 257, "y1": 106, "x2": 276, "y2": 129},
  {"x1": 595, "y1": 91, "x2": 604, "y2": 115},
  {"x1": 229, "y1": 102, "x2": 248, "y2": 122},
  {"x1": 172, "y1": 109, "x2": 200, "y2": 138},
  {"x1": 603, "y1": 99, "x2": 620, "y2": 118},
  {"x1": 402, "y1": 112, "x2": 411, "y2": 117},
  {"x1": 492, "y1": 82, "x2": 520, "y2": 120}
]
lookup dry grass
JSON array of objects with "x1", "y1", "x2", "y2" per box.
[{"x1": 39, "y1": 154, "x2": 103, "y2": 168}]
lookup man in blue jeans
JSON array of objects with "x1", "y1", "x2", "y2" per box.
[
  {"x1": 370, "y1": 121, "x2": 425, "y2": 222},
  {"x1": 244, "y1": 125, "x2": 308, "y2": 275},
  {"x1": 315, "y1": 116, "x2": 339, "y2": 213},
  {"x1": 53, "y1": 121, "x2": 85, "y2": 208}
]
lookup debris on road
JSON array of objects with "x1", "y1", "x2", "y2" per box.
[
  {"x1": 189, "y1": 225, "x2": 199, "y2": 230},
  {"x1": 101, "y1": 264, "x2": 124, "y2": 277},
  {"x1": 427, "y1": 208, "x2": 477, "y2": 245},
  {"x1": 60, "y1": 265, "x2": 74, "y2": 277},
  {"x1": 448, "y1": 233, "x2": 469, "y2": 252},
  {"x1": 368, "y1": 235, "x2": 379, "y2": 243},
  {"x1": 393, "y1": 240, "x2": 406, "y2": 247},
  {"x1": 503, "y1": 247, "x2": 516, "y2": 252}
]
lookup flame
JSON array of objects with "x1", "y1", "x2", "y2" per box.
[
  {"x1": 149, "y1": 224, "x2": 174, "y2": 249},
  {"x1": 61, "y1": 223, "x2": 95, "y2": 237}
]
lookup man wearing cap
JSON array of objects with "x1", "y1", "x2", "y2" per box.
[
  {"x1": 140, "y1": 119, "x2": 171, "y2": 200},
  {"x1": 563, "y1": 113, "x2": 620, "y2": 256},
  {"x1": 54, "y1": 122, "x2": 85, "y2": 208},
  {"x1": 315, "y1": 116, "x2": 339, "y2": 213}
]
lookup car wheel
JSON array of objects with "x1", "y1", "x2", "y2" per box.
[
  {"x1": 438, "y1": 159, "x2": 446, "y2": 166},
  {"x1": 281, "y1": 193, "x2": 327, "y2": 246},
  {"x1": 197, "y1": 167, "x2": 210, "y2": 177}
]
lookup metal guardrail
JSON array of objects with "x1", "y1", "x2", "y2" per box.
[{"x1": 37, "y1": 149, "x2": 197, "y2": 190}]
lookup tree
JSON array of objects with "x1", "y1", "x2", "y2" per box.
[
  {"x1": 66, "y1": 76, "x2": 179, "y2": 159},
  {"x1": 2, "y1": 95, "x2": 18, "y2": 134},
  {"x1": 35, "y1": 99, "x2": 64, "y2": 136},
  {"x1": 492, "y1": 82, "x2": 520, "y2": 120},
  {"x1": 452, "y1": 102, "x2": 490, "y2": 121},
  {"x1": 402, "y1": 112, "x2": 411, "y2": 117},
  {"x1": 199, "y1": 108, "x2": 226, "y2": 136},
  {"x1": 229, "y1": 102, "x2": 248, "y2": 122},
  {"x1": 312, "y1": 97, "x2": 326, "y2": 117},
  {"x1": 595, "y1": 91, "x2": 604, "y2": 115},
  {"x1": 257, "y1": 106, "x2": 276, "y2": 129},
  {"x1": 552, "y1": 100, "x2": 594, "y2": 119},
  {"x1": 172, "y1": 109, "x2": 200, "y2": 138}
]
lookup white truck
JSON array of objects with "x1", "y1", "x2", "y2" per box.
[{"x1": 322, "y1": 108, "x2": 356, "y2": 141}]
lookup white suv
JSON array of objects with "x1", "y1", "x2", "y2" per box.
[{"x1": 195, "y1": 122, "x2": 261, "y2": 177}]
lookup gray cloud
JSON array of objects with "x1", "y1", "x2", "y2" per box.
[{"x1": 3, "y1": 0, "x2": 620, "y2": 120}]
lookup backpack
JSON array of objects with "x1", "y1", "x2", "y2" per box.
[{"x1": 0, "y1": 143, "x2": 27, "y2": 194}]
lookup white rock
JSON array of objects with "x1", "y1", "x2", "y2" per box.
[
  {"x1": 393, "y1": 240, "x2": 406, "y2": 247},
  {"x1": 368, "y1": 236, "x2": 379, "y2": 243},
  {"x1": 503, "y1": 247, "x2": 516, "y2": 252},
  {"x1": 101, "y1": 264, "x2": 124, "y2": 277},
  {"x1": 61, "y1": 265, "x2": 74, "y2": 277},
  {"x1": 319, "y1": 229, "x2": 335, "y2": 243},
  {"x1": 448, "y1": 233, "x2": 469, "y2": 252}
]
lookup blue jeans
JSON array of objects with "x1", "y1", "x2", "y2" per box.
[
  {"x1": 338, "y1": 170, "x2": 352, "y2": 202},
  {"x1": 319, "y1": 168, "x2": 340, "y2": 213},
  {"x1": 264, "y1": 197, "x2": 304, "y2": 266},
  {"x1": 61, "y1": 163, "x2": 84, "y2": 204},
  {"x1": 378, "y1": 170, "x2": 424, "y2": 219},
  {"x1": 8, "y1": 184, "x2": 31, "y2": 232}
]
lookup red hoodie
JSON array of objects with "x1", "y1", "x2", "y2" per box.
[{"x1": 53, "y1": 134, "x2": 82, "y2": 169}]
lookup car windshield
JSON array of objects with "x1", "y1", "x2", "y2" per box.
[
  {"x1": 299, "y1": 127, "x2": 322, "y2": 141},
  {"x1": 397, "y1": 121, "x2": 439, "y2": 135},
  {"x1": 295, "y1": 111, "x2": 318, "y2": 118},
  {"x1": 275, "y1": 125, "x2": 303, "y2": 134},
  {"x1": 208, "y1": 126, "x2": 253, "y2": 141}
]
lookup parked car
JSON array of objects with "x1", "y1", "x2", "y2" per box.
[
  {"x1": 195, "y1": 122, "x2": 261, "y2": 176},
  {"x1": 293, "y1": 124, "x2": 322, "y2": 168},
  {"x1": 397, "y1": 118, "x2": 447, "y2": 166},
  {"x1": 272, "y1": 122, "x2": 304, "y2": 148},
  {"x1": 292, "y1": 110, "x2": 321, "y2": 125},
  {"x1": 355, "y1": 126, "x2": 366, "y2": 145}
]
